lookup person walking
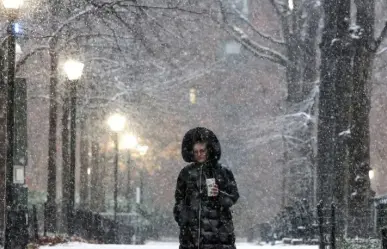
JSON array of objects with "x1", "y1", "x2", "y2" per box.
[{"x1": 174, "y1": 127, "x2": 240, "y2": 249}]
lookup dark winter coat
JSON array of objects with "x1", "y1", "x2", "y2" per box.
[{"x1": 174, "y1": 127, "x2": 240, "y2": 249}]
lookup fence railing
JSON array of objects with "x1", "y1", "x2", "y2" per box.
[
  {"x1": 28, "y1": 203, "x2": 149, "y2": 245},
  {"x1": 382, "y1": 228, "x2": 387, "y2": 249},
  {"x1": 317, "y1": 202, "x2": 335, "y2": 249}
]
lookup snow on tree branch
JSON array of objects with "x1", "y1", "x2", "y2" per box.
[
  {"x1": 229, "y1": 25, "x2": 288, "y2": 66},
  {"x1": 231, "y1": 3, "x2": 285, "y2": 45}
]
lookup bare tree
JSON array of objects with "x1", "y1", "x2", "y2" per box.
[
  {"x1": 318, "y1": 0, "x2": 387, "y2": 237},
  {"x1": 218, "y1": 0, "x2": 322, "y2": 206}
]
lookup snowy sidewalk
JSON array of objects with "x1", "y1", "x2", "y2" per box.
[{"x1": 40, "y1": 241, "x2": 318, "y2": 249}]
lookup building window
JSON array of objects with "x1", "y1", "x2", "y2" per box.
[
  {"x1": 225, "y1": 40, "x2": 241, "y2": 55},
  {"x1": 190, "y1": 88, "x2": 196, "y2": 104}
]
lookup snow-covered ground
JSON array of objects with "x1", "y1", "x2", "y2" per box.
[{"x1": 40, "y1": 241, "x2": 318, "y2": 249}]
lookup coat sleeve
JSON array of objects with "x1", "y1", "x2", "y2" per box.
[
  {"x1": 218, "y1": 167, "x2": 239, "y2": 208},
  {"x1": 173, "y1": 169, "x2": 186, "y2": 226}
]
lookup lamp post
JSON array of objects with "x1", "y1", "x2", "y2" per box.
[
  {"x1": 126, "y1": 155, "x2": 132, "y2": 212},
  {"x1": 2, "y1": 1, "x2": 25, "y2": 249},
  {"x1": 107, "y1": 114, "x2": 126, "y2": 242},
  {"x1": 63, "y1": 59, "x2": 84, "y2": 235},
  {"x1": 138, "y1": 145, "x2": 148, "y2": 205},
  {"x1": 120, "y1": 133, "x2": 138, "y2": 212},
  {"x1": 134, "y1": 144, "x2": 148, "y2": 244}
]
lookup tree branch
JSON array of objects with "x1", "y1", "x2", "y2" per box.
[
  {"x1": 48, "y1": 2, "x2": 126, "y2": 44},
  {"x1": 376, "y1": 46, "x2": 387, "y2": 56},
  {"x1": 376, "y1": 21, "x2": 387, "y2": 52},
  {"x1": 230, "y1": 26, "x2": 288, "y2": 66},
  {"x1": 16, "y1": 46, "x2": 50, "y2": 73},
  {"x1": 88, "y1": 0, "x2": 211, "y2": 15},
  {"x1": 122, "y1": 3, "x2": 208, "y2": 15},
  {"x1": 232, "y1": 6, "x2": 286, "y2": 45},
  {"x1": 269, "y1": 0, "x2": 286, "y2": 17}
]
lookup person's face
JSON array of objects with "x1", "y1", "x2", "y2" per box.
[{"x1": 193, "y1": 143, "x2": 208, "y2": 163}]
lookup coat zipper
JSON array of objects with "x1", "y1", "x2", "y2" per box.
[{"x1": 198, "y1": 164, "x2": 203, "y2": 249}]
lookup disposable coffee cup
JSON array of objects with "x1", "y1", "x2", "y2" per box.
[{"x1": 206, "y1": 178, "x2": 216, "y2": 197}]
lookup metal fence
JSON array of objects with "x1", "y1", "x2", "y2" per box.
[
  {"x1": 257, "y1": 201, "x2": 387, "y2": 249},
  {"x1": 316, "y1": 202, "x2": 336, "y2": 249},
  {"x1": 72, "y1": 209, "x2": 135, "y2": 244},
  {"x1": 255, "y1": 201, "x2": 335, "y2": 247},
  {"x1": 27, "y1": 203, "x2": 150, "y2": 245}
]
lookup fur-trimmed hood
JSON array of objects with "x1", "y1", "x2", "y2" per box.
[{"x1": 181, "y1": 127, "x2": 221, "y2": 163}]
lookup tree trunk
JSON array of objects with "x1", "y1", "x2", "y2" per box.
[
  {"x1": 282, "y1": 11, "x2": 302, "y2": 103},
  {"x1": 46, "y1": 43, "x2": 58, "y2": 232},
  {"x1": 317, "y1": 0, "x2": 376, "y2": 237},
  {"x1": 90, "y1": 140, "x2": 100, "y2": 212},
  {"x1": 317, "y1": 0, "x2": 339, "y2": 209},
  {"x1": 0, "y1": 41, "x2": 7, "y2": 238},
  {"x1": 302, "y1": 0, "x2": 321, "y2": 97},
  {"x1": 347, "y1": 0, "x2": 375, "y2": 238},
  {"x1": 333, "y1": 0, "x2": 352, "y2": 237},
  {"x1": 299, "y1": 0, "x2": 321, "y2": 206},
  {"x1": 99, "y1": 149, "x2": 107, "y2": 212},
  {"x1": 46, "y1": 0, "x2": 62, "y2": 233},
  {"x1": 79, "y1": 119, "x2": 89, "y2": 208},
  {"x1": 282, "y1": 0, "x2": 322, "y2": 207}
]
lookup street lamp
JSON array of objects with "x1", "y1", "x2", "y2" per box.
[
  {"x1": 108, "y1": 114, "x2": 126, "y2": 132},
  {"x1": 120, "y1": 133, "x2": 138, "y2": 150},
  {"x1": 3, "y1": 0, "x2": 23, "y2": 9},
  {"x1": 3, "y1": 0, "x2": 23, "y2": 20},
  {"x1": 64, "y1": 59, "x2": 84, "y2": 81},
  {"x1": 137, "y1": 145, "x2": 149, "y2": 156},
  {"x1": 108, "y1": 113, "x2": 126, "y2": 242},
  {"x1": 3, "y1": 1, "x2": 26, "y2": 249},
  {"x1": 64, "y1": 59, "x2": 84, "y2": 235}
]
